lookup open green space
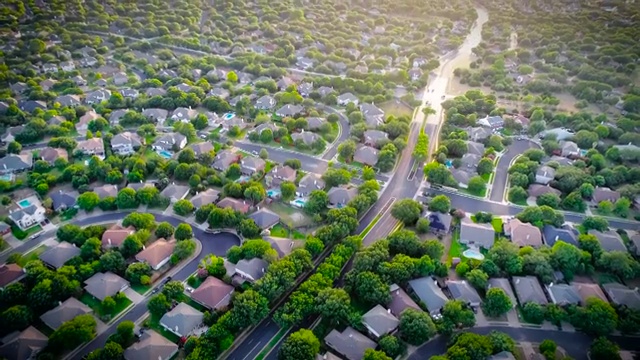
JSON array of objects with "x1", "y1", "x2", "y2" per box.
[
  {"x1": 378, "y1": 100, "x2": 414, "y2": 118},
  {"x1": 131, "y1": 282, "x2": 152, "y2": 295}
]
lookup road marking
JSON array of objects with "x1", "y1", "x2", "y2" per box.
[{"x1": 241, "y1": 341, "x2": 262, "y2": 360}]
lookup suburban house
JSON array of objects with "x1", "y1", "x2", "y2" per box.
[
  {"x1": 152, "y1": 133, "x2": 187, "y2": 152},
  {"x1": 527, "y1": 184, "x2": 562, "y2": 199},
  {"x1": 630, "y1": 233, "x2": 640, "y2": 257},
  {"x1": 55, "y1": 94, "x2": 81, "y2": 107},
  {"x1": 190, "y1": 189, "x2": 220, "y2": 209},
  {"x1": 112, "y1": 72, "x2": 129, "y2": 86},
  {"x1": 235, "y1": 258, "x2": 269, "y2": 282},
  {"x1": 459, "y1": 219, "x2": 495, "y2": 249},
  {"x1": 467, "y1": 127, "x2": 493, "y2": 142},
  {"x1": 84, "y1": 272, "x2": 129, "y2": 301},
  {"x1": 298, "y1": 82, "x2": 314, "y2": 97},
  {"x1": 109, "y1": 109, "x2": 127, "y2": 123},
  {"x1": 451, "y1": 169, "x2": 471, "y2": 188},
  {"x1": 123, "y1": 330, "x2": 178, "y2": 360},
  {"x1": 76, "y1": 138, "x2": 105, "y2": 159},
  {"x1": 447, "y1": 280, "x2": 482, "y2": 307},
  {"x1": 388, "y1": 284, "x2": 421, "y2": 317},
  {"x1": 93, "y1": 184, "x2": 118, "y2": 199},
  {"x1": 602, "y1": 283, "x2": 640, "y2": 310},
  {"x1": 174, "y1": 83, "x2": 192, "y2": 92},
  {"x1": 1, "y1": 125, "x2": 25, "y2": 143},
  {"x1": 240, "y1": 156, "x2": 266, "y2": 175},
  {"x1": 266, "y1": 166, "x2": 297, "y2": 187},
  {"x1": 559, "y1": 141, "x2": 579, "y2": 157},
  {"x1": 171, "y1": 107, "x2": 198, "y2": 122},
  {"x1": 487, "y1": 278, "x2": 517, "y2": 307},
  {"x1": 0, "y1": 153, "x2": 33, "y2": 174},
  {"x1": 265, "y1": 237, "x2": 303, "y2": 259},
  {"x1": 255, "y1": 95, "x2": 276, "y2": 110},
  {"x1": 208, "y1": 87, "x2": 230, "y2": 99},
  {"x1": 142, "y1": 108, "x2": 169, "y2": 123},
  {"x1": 119, "y1": 88, "x2": 139, "y2": 99},
  {"x1": 277, "y1": 77, "x2": 296, "y2": 91},
  {"x1": 249, "y1": 208, "x2": 281, "y2": 230},
  {"x1": 19, "y1": 100, "x2": 47, "y2": 113},
  {"x1": 477, "y1": 115, "x2": 504, "y2": 129},
  {"x1": 588, "y1": 230, "x2": 626, "y2": 252},
  {"x1": 306, "y1": 117, "x2": 326, "y2": 131},
  {"x1": 504, "y1": 218, "x2": 543, "y2": 247},
  {"x1": 296, "y1": 173, "x2": 325, "y2": 197},
  {"x1": 572, "y1": 282, "x2": 609, "y2": 304},
  {"x1": 324, "y1": 327, "x2": 376, "y2": 360},
  {"x1": 592, "y1": 187, "x2": 621, "y2": 204},
  {"x1": 189, "y1": 142, "x2": 215, "y2": 157},
  {"x1": 276, "y1": 104, "x2": 304, "y2": 117},
  {"x1": 408, "y1": 276, "x2": 448, "y2": 316},
  {"x1": 542, "y1": 225, "x2": 579, "y2": 247},
  {"x1": 353, "y1": 145, "x2": 379, "y2": 166},
  {"x1": 512, "y1": 276, "x2": 548, "y2": 305},
  {"x1": 466, "y1": 141, "x2": 486, "y2": 156},
  {"x1": 39, "y1": 147, "x2": 68, "y2": 164},
  {"x1": 76, "y1": 110, "x2": 101, "y2": 134},
  {"x1": 317, "y1": 86, "x2": 335, "y2": 97},
  {"x1": 0, "y1": 263, "x2": 25, "y2": 289},
  {"x1": 101, "y1": 224, "x2": 136, "y2": 249},
  {"x1": 327, "y1": 186, "x2": 358, "y2": 208},
  {"x1": 217, "y1": 197, "x2": 250, "y2": 214},
  {"x1": 85, "y1": 89, "x2": 111, "y2": 105},
  {"x1": 545, "y1": 283, "x2": 581, "y2": 306},
  {"x1": 8, "y1": 197, "x2": 46, "y2": 231},
  {"x1": 427, "y1": 212, "x2": 453, "y2": 234},
  {"x1": 111, "y1": 132, "x2": 143, "y2": 155},
  {"x1": 362, "y1": 305, "x2": 399, "y2": 339},
  {"x1": 460, "y1": 153, "x2": 482, "y2": 171},
  {"x1": 60, "y1": 61, "x2": 75, "y2": 71},
  {"x1": 253, "y1": 123, "x2": 279, "y2": 136},
  {"x1": 291, "y1": 131, "x2": 320, "y2": 146},
  {"x1": 363, "y1": 129, "x2": 389, "y2": 147},
  {"x1": 160, "y1": 184, "x2": 190, "y2": 203},
  {"x1": 39, "y1": 241, "x2": 81, "y2": 269},
  {"x1": 360, "y1": 103, "x2": 385, "y2": 127},
  {"x1": 49, "y1": 189, "x2": 77, "y2": 212},
  {"x1": 337, "y1": 92, "x2": 359, "y2": 106},
  {"x1": 0, "y1": 326, "x2": 48, "y2": 360},
  {"x1": 135, "y1": 239, "x2": 175, "y2": 270},
  {"x1": 0, "y1": 222, "x2": 9, "y2": 237},
  {"x1": 213, "y1": 150, "x2": 240, "y2": 171},
  {"x1": 40, "y1": 297, "x2": 92, "y2": 330},
  {"x1": 160, "y1": 302, "x2": 204, "y2": 338},
  {"x1": 534, "y1": 166, "x2": 556, "y2": 185},
  {"x1": 190, "y1": 276, "x2": 235, "y2": 310}
]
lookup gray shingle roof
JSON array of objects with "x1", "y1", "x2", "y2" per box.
[
  {"x1": 546, "y1": 284, "x2": 581, "y2": 305},
  {"x1": 190, "y1": 189, "x2": 220, "y2": 208},
  {"x1": 408, "y1": 277, "x2": 448, "y2": 315},
  {"x1": 159, "y1": 302, "x2": 204, "y2": 337},
  {"x1": 160, "y1": 184, "x2": 190, "y2": 202},
  {"x1": 84, "y1": 272, "x2": 129, "y2": 301},
  {"x1": 487, "y1": 278, "x2": 517, "y2": 306},
  {"x1": 324, "y1": 327, "x2": 376, "y2": 360},
  {"x1": 542, "y1": 225, "x2": 578, "y2": 247},
  {"x1": 602, "y1": 283, "x2": 640, "y2": 310},
  {"x1": 589, "y1": 230, "x2": 626, "y2": 252},
  {"x1": 460, "y1": 219, "x2": 495, "y2": 249},
  {"x1": 50, "y1": 190, "x2": 78, "y2": 212},
  {"x1": 512, "y1": 276, "x2": 548, "y2": 305},
  {"x1": 362, "y1": 305, "x2": 399, "y2": 338},
  {"x1": 39, "y1": 242, "x2": 80, "y2": 269},
  {"x1": 40, "y1": 297, "x2": 92, "y2": 330},
  {"x1": 235, "y1": 258, "x2": 269, "y2": 281},
  {"x1": 446, "y1": 280, "x2": 482, "y2": 306},
  {"x1": 0, "y1": 326, "x2": 48, "y2": 360},
  {"x1": 124, "y1": 330, "x2": 178, "y2": 360},
  {"x1": 249, "y1": 208, "x2": 280, "y2": 229},
  {"x1": 327, "y1": 187, "x2": 358, "y2": 206},
  {"x1": 388, "y1": 284, "x2": 421, "y2": 317}
]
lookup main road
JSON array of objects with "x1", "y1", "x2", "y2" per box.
[{"x1": 69, "y1": 212, "x2": 241, "y2": 359}]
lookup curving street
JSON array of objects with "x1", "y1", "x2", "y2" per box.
[
  {"x1": 66, "y1": 212, "x2": 241, "y2": 359},
  {"x1": 489, "y1": 139, "x2": 541, "y2": 202}
]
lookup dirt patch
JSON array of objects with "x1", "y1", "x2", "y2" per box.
[{"x1": 379, "y1": 99, "x2": 414, "y2": 118}]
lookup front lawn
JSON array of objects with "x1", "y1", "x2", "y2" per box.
[
  {"x1": 16, "y1": 245, "x2": 48, "y2": 266},
  {"x1": 461, "y1": 187, "x2": 486, "y2": 197},
  {"x1": 131, "y1": 282, "x2": 152, "y2": 295},
  {"x1": 11, "y1": 224, "x2": 42, "y2": 240},
  {"x1": 491, "y1": 218, "x2": 503, "y2": 233},
  {"x1": 145, "y1": 315, "x2": 181, "y2": 344},
  {"x1": 80, "y1": 292, "x2": 132, "y2": 322},
  {"x1": 321, "y1": 122, "x2": 340, "y2": 143}
]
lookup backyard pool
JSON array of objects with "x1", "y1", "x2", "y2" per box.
[
  {"x1": 18, "y1": 199, "x2": 32, "y2": 207},
  {"x1": 290, "y1": 198, "x2": 307, "y2": 208},
  {"x1": 158, "y1": 150, "x2": 173, "y2": 159},
  {"x1": 223, "y1": 112, "x2": 236, "y2": 120},
  {"x1": 0, "y1": 174, "x2": 13, "y2": 181},
  {"x1": 445, "y1": 160, "x2": 453, "y2": 168},
  {"x1": 267, "y1": 189, "x2": 281, "y2": 198},
  {"x1": 462, "y1": 249, "x2": 485, "y2": 261}
]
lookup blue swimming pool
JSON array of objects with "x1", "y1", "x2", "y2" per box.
[
  {"x1": 18, "y1": 199, "x2": 32, "y2": 207},
  {"x1": 0, "y1": 174, "x2": 13, "y2": 181},
  {"x1": 445, "y1": 160, "x2": 453, "y2": 168},
  {"x1": 223, "y1": 112, "x2": 236, "y2": 120},
  {"x1": 462, "y1": 249, "x2": 485, "y2": 261},
  {"x1": 267, "y1": 189, "x2": 281, "y2": 198},
  {"x1": 291, "y1": 198, "x2": 306, "y2": 207},
  {"x1": 157, "y1": 150, "x2": 173, "y2": 159}
]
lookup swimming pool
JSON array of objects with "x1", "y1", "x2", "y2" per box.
[
  {"x1": 158, "y1": 150, "x2": 173, "y2": 159},
  {"x1": 223, "y1": 112, "x2": 236, "y2": 120},
  {"x1": 18, "y1": 199, "x2": 32, "y2": 207},
  {"x1": 0, "y1": 174, "x2": 13, "y2": 181},
  {"x1": 462, "y1": 249, "x2": 485, "y2": 261},
  {"x1": 445, "y1": 160, "x2": 453, "y2": 168},
  {"x1": 267, "y1": 189, "x2": 281, "y2": 198},
  {"x1": 291, "y1": 198, "x2": 306, "y2": 207}
]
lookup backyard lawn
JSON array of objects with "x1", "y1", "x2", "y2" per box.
[
  {"x1": 131, "y1": 283, "x2": 152, "y2": 295},
  {"x1": 447, "y1": 230, "x2": 466, "y2": 263},
  {"x1": 379, "y1": 100, "x2": 414, "y2": 118},
  {"x1": 80, "y1": 293, "x2": 132, "y2": 321},
  {"x1": 491, "y1": 218, "x2": 503, "y2": 233},
  {"x1": 268, "y1": 202, "x2": 313, "y2": 228},
  {"x1": 269, "y1": 224, "x2": 306, "y2": 240},
  {"x1": 17, "y1": 245, "x2": 48, "y2": 266}
]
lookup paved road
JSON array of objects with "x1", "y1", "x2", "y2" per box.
[
  {"x1": 408, "y1": 326, "x2": 640, "y2": 360},
  {"x1": 69, "y1": 212, "x2": 240, "y2": 359},
  {"x1": 227, "y1": 319, "x2": 281, "y2": 360},
  {"x1": 489, "y1": 139, "x2": 541, "y2": 202},
  {"x1": 316, "y1": 104, "x2": 350, "y2": 161}
]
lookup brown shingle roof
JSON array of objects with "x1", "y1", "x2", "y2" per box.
[
  {"x1": 217, "y1": 197, "x2": 250, "y2": 214},
  {"x1": 505, "y1": 219, "x2": 542, "y2": 247},
  {"x1": 0, "y1": 263, "x2": 24, "y2": 287},
  {"x1": 190, "y1": 276, "x2": 234, "y2": 310},
  {"x1": 101, "y1": 224, "x2": 135, "y2": 248},
  {"x1": 135, "y1": 239, "x2": 176, "y2": 269}
]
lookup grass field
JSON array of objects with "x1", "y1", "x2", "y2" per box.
[
  {"x1": 379, "y1": 100, "x2": 414, "y2": 118},
  {"x1": 131, "y1": 283, "x2": 152, "y2": 295},
  {"x1": 17, "y1": 245, "x2": 48, "y2": 266}
]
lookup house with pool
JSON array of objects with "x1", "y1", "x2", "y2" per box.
[
  {"x1": 8, "y1": 195, "x2": 46, "y2": 230},
  {"x1": 220, "y1": 112, "x2": 247, "y2": 130},
  {"x1": 459, "y1": 218, "x2": 495, "y2": 250},
  {"x1": 152, "y1": 132, "x2": 187, "y2": 159}
]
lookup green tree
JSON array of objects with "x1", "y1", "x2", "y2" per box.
[
  {"x1": 416, "y1": 218, "x2": 431, "y2": 234},
  {"x1": 522, "y1": 302, "x2": 545, "y2": 324},
  {"x1": 536, "y1": 193, "x2": 561, "y2": 208},
  {"x1": 125, "y1": 262, "x2": 151, "y2": 284},
  {"x1": 120, "y1": 236, "x2": 143, "y2": 258},
  {"x1": 378, "y1": 335, "x2": 405, "y2": 358},
  {"x1": 99, "y1": 251, "x2": 126, "y2": 274},
  {"x1": 508, "y1": 186, "x2": 528, "y2": 203},
  {"x1": 363, "y1": 349, "x2": 392, "y2": 360},
  {"x1": 116, "y1": 320, "x2": 135, "y2": 345},
  {"x1": 173, "y1": 199, "x2": 195, "y2": 216},
  {"x1": 352, "y1": 271, "x2": 391, "y2": 306},
  {"x1": 305, "y1": 190, "x2": 329, "y2": 214},
  {"x1": 399, "y1": 308, "x2": 437, "y2": 345},
  {"x1": 48, "y1": 314, "x2": 97, "y2": 353},
  {"x1": 468, "y1": 176, "x2": 487, "y2": 195},
  {"x1": 280, "y1": 181, "x2": 296, "y2": 201},
  {"x1": 466, "y1": 269, "x2": 488, "y2": 290},
  {"x1": 316, "y1": 288, "x2": 351, "y2": 324},
  {"x1": 175, "y1": 223, "x2": 193, "y2": 241},
  {"x1": 391, "y1": 199, "x2": 423, "y2": 225},
  {"x1": 322, "y1": 168, "x2": 351, "y2": 188},
  {"x1": 446, "y1": 332, "x2": 493, "y2": 360},
  {"x1": 597, "y1": 251, "x2": 639, "y2": 280},
  {"x1": 7, "y1": 141, "x2": 22, "y2": 154},
  {"x1": 582, "y1": 216, "x2": 609, "y2": 232},
  {"x1": 338, "y1": 140, "x2": 357, "y2": 161},
  {"x1": 244, "y1": 185, "x2": 266, "y2": 205},
  {"x1": 228, "y1": 290, "x2": 269, "y2": 329},
  {"x1": 482, "y1": 288, "x2": 512, "y2": 317},
  {"x1": 539, "y1": 339, "x2": 557, "y2": 360},
  {"x1": 77, "y1": 192, "x2": 100, "y2": 211},
  {"x1": 155, "y1": 222, "x2": 174, "y2": 239},
  {"x1": 0, "y1": 305, "x2": 32, "y2": 334},
  {"x1": 116, "y1": 188, "x2": 138, "y2": 209},
  {"x1": 590, "y1": 337, "x2": 621, "y2": 360},
  {"x1": 147, "y1": 293, "x2": 171, "y2": 317},
  {"x1": 278, "y1": 329, "x2": 320, "y2": 360},
  {"x1": 613, "y1": 197, "x2": 631, "y2": 217},
  {"x1": 162, "y1": 281, "x2": 185, "y2": 301},
  {"x1": 173, "y1": 239, "x2": 196, "y2": 261},
  {"x1": 428, "y1": 195, "x2": 450, "y2": 213},
  {"x1": 440, "y1": 300, "x2": 476, "y2": 335}
]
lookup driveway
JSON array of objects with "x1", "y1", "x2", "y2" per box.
[{"x1": 489, "y1": 139, "x2": 541, "y2": 203}]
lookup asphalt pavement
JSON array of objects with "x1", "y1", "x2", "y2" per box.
[
  {"x1": 489, "y1": 139, "x2": 541, "y2": 203},
  {"x1": 408, "y1": 326, "x2": 640, "y2": 360}
]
